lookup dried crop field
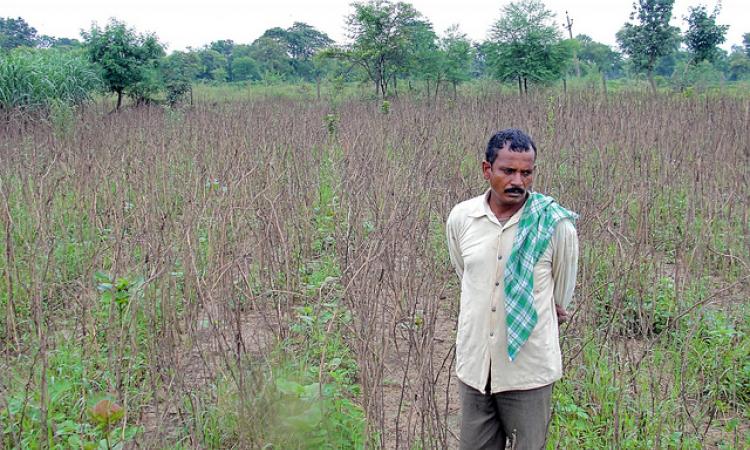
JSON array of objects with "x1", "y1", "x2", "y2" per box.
[{"x1": 0, "y1": 92, "x2": 748, "y2": 449}]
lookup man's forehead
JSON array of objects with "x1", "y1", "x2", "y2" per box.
[{"x1": 494, "y1": 147, "x2": 536, "y2": 164}]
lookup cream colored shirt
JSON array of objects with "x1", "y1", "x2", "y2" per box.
[{"x1": 446, "y1": 190, "x2": 579, "y2": 393}]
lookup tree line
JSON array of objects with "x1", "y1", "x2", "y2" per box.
[{"x1": 1, "y1": 0, "x2": 750, "y2": 110}]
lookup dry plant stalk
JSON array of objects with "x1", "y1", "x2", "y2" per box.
[{"x1": 0, "y1": 91, "x2": 747, "y2": 448}]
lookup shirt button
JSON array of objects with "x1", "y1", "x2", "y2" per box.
[
  {"x1": 495, "y1": 282, "x2": 500, "y2": 286},
  {"x1": 491, "y1": 306, "x2": 497, "y2": 312},
  {"x1": 489, "y1": 332, "x2": 494, "y2": 337},
  {"x1": 498, "y1": 255, "x2": 503, "y2": 260}
]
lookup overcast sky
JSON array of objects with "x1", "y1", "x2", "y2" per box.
[{"x1": 4, "y1": 0, "x2": 747, "y2": 52}]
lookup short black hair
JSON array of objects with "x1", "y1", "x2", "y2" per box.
[{"x1": 485, "y1": 128, "x2": 537, "y2": 164}]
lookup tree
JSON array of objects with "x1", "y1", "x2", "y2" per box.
[
  {"x1": 576, "y1": 35, "x2": 622, "y2": 76},
  {"x1": 259, "y1": 23, "x2": 334, "y2": 81},
  {"x1": 486, "y1": 0, "x2": 572, "y2": 95},
  {"x1": 726, "y1": 45, "x2": 750, "y2": 81},
  {"x1": 471, "y1": 42, "x2": 491, "y2": 78},
  {"x1": 285, "y1": 22, "x2": 334, "y2": 61},
  {"x1": 310, "y1": 52, "x2": 346, "y2": 99},
  {"x1": 38, "y1": 36, "x2": 82, "y2": 48},
  {"x1": 195, "y1": 48, "x2": 227, "y2": 81},
  {"x1": 684, "y1": 4, "x2": 728, "y2": 64},
  {"x1": 0, "y1": 17, "x2": 38, "y2": 49},
  {"x1": 232, "y1": 56, "x2": 261, "y2": 81},
  {"x1": 82, "y1": 19, "x2": 164, "y2": 109},
  {"x1": 440, "y1": 26, "x2": 474, "y2": 97},
  {"x1": 576, "y1": 34, "x2": 623, "y2": 93},
  {"x1": 248, "y1": 36, "x2": 295, "y2": 80},
  {"x1": 742, "y1": 32, "x2": 750, "y2": 57},
  {"x1": 667, "y1": 3, "x2": 726, "y2": 92},
  {"x1": 161, "y1": 51, "x2": 200, "y2": 105},
  {"x1": 287, "y1": 22, "x2": 335, "y2": 80},
  {"x1": 209, "y1": 39, "x2": 235, "y2": 80},
  {"x1": 616, "y1": 0, "x2": 681, "y2": 94},
  {"x1": 405, "y1": 21, "x2": 441, "y2": 98},
  {"x1": 338, "y1": 0, "x2": 430, "y2": 98}
]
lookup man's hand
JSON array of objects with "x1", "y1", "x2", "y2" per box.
[{"x1": 555, "y1": 304, "x2": 569, "y2": 323}]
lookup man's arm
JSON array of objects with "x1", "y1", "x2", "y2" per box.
[
  {"x1": 446, "y1": 209, "x2": 464, "y2": 280},
  {"x1": 552, "y1": 219, "x2": 579, "y2": 322}
]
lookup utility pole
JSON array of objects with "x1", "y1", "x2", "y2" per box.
[{"x1": 565, "y1": 11, "x2": 581, "y2": 78}]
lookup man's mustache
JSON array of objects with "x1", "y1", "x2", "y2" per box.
[{"x1": 504, "y1": 187, "x2": 525, "y2": 195}]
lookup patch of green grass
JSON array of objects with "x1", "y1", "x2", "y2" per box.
[
  {"x1": 552, "y1": 305, "x2": 750, "y2": 448},
  {"x1": 0, "y1": 340, "x2": 142, "y2": 449}
]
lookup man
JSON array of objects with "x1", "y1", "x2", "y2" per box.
[{"x1": 446, "y1": 128, "x2": 578, "y2": 449}]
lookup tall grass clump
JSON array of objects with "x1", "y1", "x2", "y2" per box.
[{"x1": 0, "y1": 48, "x2": 101, "y2": 114}]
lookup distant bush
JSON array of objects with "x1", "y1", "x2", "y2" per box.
[{"x1": 0, "y1": 48, "x2": 101, "y2": 112}]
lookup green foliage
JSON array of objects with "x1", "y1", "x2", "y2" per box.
[
  {"x1": 616, "y1": 0, "x2": 681, "y2": 92},
  {"x1": 128, "y1": 65, "x2": 162, "y2": 106},
  {"x1": 687, "y1": 310, "x2": 750, "y2": 406},
  {"x1": 39, "y1": 36, "x2": 82, "y2": 49},
  {"x1": 684, "y1": 4, "x2": 728, "y2": 64},
  {"x1": 206, "y1": 39, "x2": 235, "y2": 81},
  {"x1": 231, "y1": 56, "x2": 261, "y2": 82},
  {"x1": 404, "y1": 21, "x2": 440, "y2": 87},
  {"x1": 0, "y1": 16, "x2": 38, "y2": 49},
  {"x1": 283, "y1": 22, "x2": 335, "y2": 61},
  {"x1": 726, "y1": 46, "x2": 750, "y2": 81},
  {"x1": 82, "y1": 18, "x2": 165, "y2": 109},
  {"x1": 95, "y1": 271, "x2": 145, "y2": 314},
  {"x1": 247, "y1": 36, "x2": 295, "y2": 81},
  {"x1": 575, "y1": 34, "x2": 623, "y2": 78},
  {"x1": 49, "y1": 100, "x2": 74, "y2": 136},
  {"x1": 551, "y1": 307, "x2": 750, "y2": 447},
  {"x1": 161, "y1": 51, "x2": 199, "y2": 105},
  {"x1": 380, "y1": 99, "x2": 390, "y2": 114},
  {"x1": 177, "y1": 23, "x2": 333, "y2": 84},
  {"x1": 0, "y1": 47, "x2": 100, "y2": 111},
  {"x1": 274, "y1": 304, "x2": 365, "y2": 448},
  {"x1": 341, "y1": 0, "x2": 432, "y2": 97},
  {"x1": 0, "y1": 342, "x2": 142, "y2": 449},
  {"x1": 197, "y1": 316, "x2": 366, "y2": 449},
  {"x1": 440, "y1": 26, "x2": 474, "y2": 93},
  {"x1": 194, "y1": 48, "x2": 227, "y2": 81},
  {"x1": 259, "y1": 22, "x2": 334, "y2": 82},
  {"x1": 592, "y1": 260, "x2": 682, "y2": 337},
  {"x1": 486, "y1": 0, "x2": 572, "y2": 93},
  {"x1": 672, "y1": 60, "x2": 725, "y2": 90},
  {"x1": 324, "y1": 113, "x2": 339, "y2": 137}
]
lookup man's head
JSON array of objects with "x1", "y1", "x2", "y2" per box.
[
  {"x1": 485, "y1": 128, "x2": 537, "y2": 164},
  {"x1": 482, "y1": 128, "x2": 537, "y2": 212}
]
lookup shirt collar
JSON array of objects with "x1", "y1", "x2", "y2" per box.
[
  {"x1": 468, "y1": 189, "x2": 528, "y2": 228},
  {"x1": 466, "y1": 189, "x2": 492, "y2": 218}
]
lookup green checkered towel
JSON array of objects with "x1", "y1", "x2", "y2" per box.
[{"x1": 504, "y1": 192, "x2": 577, "y2": 361}]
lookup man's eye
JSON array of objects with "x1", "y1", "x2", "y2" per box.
[
  {"x1": 503, "y1": 169, "x2": 514, "y2": 175},
  {"x1": 522, "y1": 171, "x2": 532, "y2": 177}
]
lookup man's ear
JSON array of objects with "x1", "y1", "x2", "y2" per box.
[{"x1": 482, "y1": 160, "x2": 491, "y2": 180}]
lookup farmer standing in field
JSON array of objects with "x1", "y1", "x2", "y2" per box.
[{"x1": 446, "y1": 128, "x2": 579, "y2": 449}]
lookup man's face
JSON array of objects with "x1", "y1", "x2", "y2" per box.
[{"x1": 482, "y1": 146, "x2": 536, "y2": 209}]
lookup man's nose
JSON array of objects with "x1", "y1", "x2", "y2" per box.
[{"x1": 510, "y1": 172, "x2": 523, "y2": 185}]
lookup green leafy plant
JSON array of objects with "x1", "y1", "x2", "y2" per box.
[{"x1": 95, "y1": 271, "x2": 145, "y2": 312}]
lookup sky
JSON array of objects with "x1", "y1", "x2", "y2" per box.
[{"x1": 3, "y1": 0, "x2": 748, "y2": 53}]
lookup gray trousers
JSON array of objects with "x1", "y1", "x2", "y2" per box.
[{"x1": 458, "y1": 378, "x2": 553, "y2": 450}]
